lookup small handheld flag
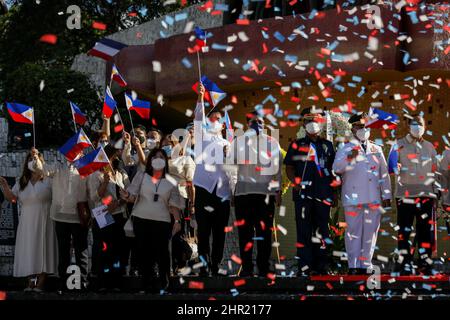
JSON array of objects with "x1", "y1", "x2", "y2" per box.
[
  {"x1": 307, "y1": 143, "x2": 322, "y2": 177},
  {"x1": 6, "y1": 102, "x2": 34, "y2": 124},
  {"x1": 70, "y1": 101, "x2": 87, "y2": 127},
  {"x1": 366, "y1": 107, "x2": 399, "y2": 129},
  {"x1": 88, "y1": 38, "x2": 128, "y2": 61},
  {"x1": 192, "y1": 75, "x2": 226, "y2": 107},
  {"x1": 102, "y1": 86, "x2": 117, "y2": 118},
  {"x1": 194, "y1": 26, "x2": 207, "y2": 50},
  {"x1": 73, "y1": 147, "x2": 110, "y2": 177},
  {"x1": 224, "y1": 110, "x2": 234, "y2": 143},
  {"x1": 387, "y1": 143, "x2": 399, "y2": 175},
  {"x1": 111, "y1": 64, "x2": 127, "y2": 87},
  {"x1": 59, "y1": 128, "x2": 92, "y2": 162},
  {"x1": 124, "y1": 93, "x2": 151, "y2": 120}
]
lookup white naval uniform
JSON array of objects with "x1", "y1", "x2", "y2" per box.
[{"x1": 333, "y1": 140, "x2": 392, "y2": 269}]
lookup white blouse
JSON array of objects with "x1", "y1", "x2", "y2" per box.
[{"x1": 127, "y1": 171, "x2": 184, "y2": 223}]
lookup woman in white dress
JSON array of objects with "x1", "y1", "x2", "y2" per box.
[{"x1": 0, "y1": 148, "x2": 57, "y2": 291}]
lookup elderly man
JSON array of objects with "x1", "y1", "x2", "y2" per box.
[{"x1": 333, "y1": 113, "x2": 391, "y2": 275}]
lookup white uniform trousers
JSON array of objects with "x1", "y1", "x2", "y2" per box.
[{"x1": 344, "y1": 205, "x2": 382, "y2": 269}]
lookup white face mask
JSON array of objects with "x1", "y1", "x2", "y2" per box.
[
  {"x1": 151, "y1": 158, "x2": 166, "y2": 170},
  {"x1": 410, "y1": 124, "x2": 425, "y2": 139},
  {"x1": 305, "y1": 122, "x2": 322, "y2": 135},
  {"x1": 28, "y1": 161, "x2": 36, "y2": 172},
  {"x1": 147, "y1": 139, "x2": 157, "y2": 150},
  {"x1": 206, "y1": 119, "x2": 223, "y2": 134},
  {"x1": 356, "y1": 128, "x2": 371, "y2": 142}
]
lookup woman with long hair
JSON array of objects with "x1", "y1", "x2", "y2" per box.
[
  {"x1": 121, "y1": 148, "x2": 183, "y2": 292},
  {"x1": 0, "y1": 148, "x2": 57, "y2": 291}
]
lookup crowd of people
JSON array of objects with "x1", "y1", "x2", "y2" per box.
[{"x1": 0, "y1": 83, "x2": 449, "y2": 293}]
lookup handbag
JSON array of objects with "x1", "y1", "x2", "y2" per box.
[{"x1": 123, "y1": 172, "x2": 145, "y2": 238}]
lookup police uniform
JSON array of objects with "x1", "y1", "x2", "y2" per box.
[
  {"x1": 284, "y1": 136, "x2": 336, "y2": 274},
  {"x1": 333, "y1": 140, "x2": 391, "y2": 271}
]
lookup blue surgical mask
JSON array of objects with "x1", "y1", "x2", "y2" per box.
[{"x1": 162, "y1": 145, "x2": 172, "y2": 157}]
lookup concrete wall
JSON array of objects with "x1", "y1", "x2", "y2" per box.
[{"x1": 71, "y1": 3, "x2": 226, "y2": 90}]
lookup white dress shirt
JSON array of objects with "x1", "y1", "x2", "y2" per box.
[{"x1": 193, "y1": 101, "x2": 233, "y2": 200}]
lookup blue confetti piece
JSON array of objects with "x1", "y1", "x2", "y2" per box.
[
  {"x1": 308, "y1": 9, "x2": 318, "y2": 20},
  {"x1": 348, "y1": 83, "x2": 357, "y2": 88},
  {"x1": 113, "y1": 261, "x2": 120, "y2": 269},
  {"x1": 332, "y1": 76, "x2": 342, "y2": 85},
  {"x1": 24, "y1": 132, "x2": 32, "y2": 137},
  {"x1": 159, "y1": 31, "x2": 167, "y2": 38},
  {"x1": 262, "y1": 94, "x2": 277, "y2": 104},
  {"x1": 327, "y1": 41, "x2": 340, "y2": 51},
  {"x1": 165, "y1": 15, "x2": 174, "y2": 26},
  {"x1": 214, "y1": 3, "x2": 229, "y2": 11},
  {"x1": 325, "y1": 98, "x2": 334, "y2": 102},
  {"x1": 422, "y1": 284, "x2": 432, "y2": 291},
  {"x1": 352, "y1": 76, "x2": 362, "y2": 82},
  {"x1": 261, "y1": 30, "x2": 269, "y2": 39},
  {"x1": 305, "y1": 79, "x2": 311, "y2": 86},
  {"x1": 357, "y1": 88, "x2": 366, "y2": 97},
  {"x1": 273, "y1": 31, "x2": 285, "y2": 43},
  {"x1": 388, "y1": 23, "x2": 398, "y2": 33},
  {"x1": 252, "y1": 237, "x2": 264, "y2": 241},
  {"x1": 287, "y1": 34, "x2": 297, "y2": 42},
  {"x1": 181, "y1": 57, "x2": 192, "y2": 68},
  {"x1": 403, "y1": 52, "x2": 410, "y2": 65},
  {"x1": 324, "y1": 238, "x2": 333, "y2": 245},
  {"x1": 199, "y1": 255, "x2": 208, "y2": 266},
  {"x1": 285, "y1": 54, "x2": 298, "y2": 64},
  {"x1": 175, "y1": 13, "x2": 188, "y2": 21},
  {"x1": 211, "y1": 43, "x2": 228, "y2": 51},
  {"x1": 104, "y1": 268, "x2": 110, "y2": 273},
  {"x1": 316, "y1": 62, "x2": 325, "y2": 70},
  {"x1": 291, "y1": 82, "x2": 302, "y2": 89},
  {"x1": 334, "y1": 84, "x2": 345, "y2": 92}
]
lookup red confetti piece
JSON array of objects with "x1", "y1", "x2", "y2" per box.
[
  {"x1": 40, "y1": 34, "x2": 57, "y2": 45},
  {"x1": 224, "y1": 226, "x2": 233, "y2": 233},
  {"x1": 236, "y1": 19, "x2": 250, "y2": 25},
  {"x1": 421, "y1": 242, "x2": 431, "y2": 249},
  {"x1": 231, "y1": 254, "x2": 242, "y2": 265},
  {"x1": 241, "y1": 76, "x2": 253, "y2": 82},
  {"x1": 114, "y1": 124, "x2": 124, "y2": 133},
  {"x1": 128, "y1": 12, "x2": 137, "y2": 17},
  {"x1": 326, "y1": 282, "x2": 333, "y2": 290},
  {"x1": 296, "y1": 242, "x2": 304, "y2": 248},
  {"x1": 359, "y1": 284, "x2": 365, "y2": 292},
  {"x1": 267, "y1": 273, "x2": 276, "y2": 280},
  {"x1": 234, "y1": 219, "x2": 246, "y2": 227},
  {"x1": 345, "y1": 211, "x2": 358, "y2": 217},
  {"x1": 231, "y1": 95, "x2": 238, "y2": 104},
  {"x1": 234, "y1": 279, "x2": 246, "y2": 287},
  {"x1": 244, "y1": 242, "x2": 253, "y2": 252},
  {"x1": 102, "y1": 242, "x2": 107, "y2": 252},
  {"x1": 0, "y1": 291, "x2": 6, "y2": 300},
  {"x1": 262, "y1": 43, "x2": 268, "y2": 54},
  {"x1": 260, "y1": 220, "x2": 266, "y2": 231},
  {"x1": 189, "y1": 281, "x2": 204, "y2": 289},
  {"x1": 102, "y1": 195, "x2": 113, "y2": 205},
  {"x1": 92, "y1": 21, "x2": 107, "y2": 30}
]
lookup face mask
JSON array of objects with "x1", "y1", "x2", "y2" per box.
[
  {"x1": 28, "y1": 161, "x2": 36, "y2": 172},
  {"x1": 206, "y1": 119, "x2": 223, "y2": 134},
  {"x1": 410, "y1": 124, "x2": 425, "y2": 139},
  {"x1": 151, "y1": 158, "x2": 166, "y2": 170},
  {"x1": 250, "y1": 121, "x2": 264, "y2": 135},
  {"x1": 99, "y1": 141, "x2": 108, "y2": 149},
  {"x1": 162, "y1": 145, "x2": 172, "y2": 157},
  {"x1": 305, "y1": 122, "x2": 321, "y2": 135},
  {"x1": 356, "y1": 128, "x2": 371, "y2": 141},
  {"x1": 147, "y1": 139, "x2": 157, "y2": 150}
]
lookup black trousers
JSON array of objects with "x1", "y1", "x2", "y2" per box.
[
  {"x1": 294, "y1": 199, "x2": 330, "y2": 272},
  {"x1": 54, "y1": 221, "x2": 88, "y2": 285},
  {"x1": 92, "y1": 214, "x2": 127, "y2": 288},
  {"x1": 235, "y1": 194, "x2": 275, "y2": 275},
  {"x1": 195, "y1": 186, "x2": 230, "y2": 273},
  {"x1": 133, "y1": 217, "x2": 171, "y2": 290},
  {"x1": 397, "y1": 198, "x2": 434, "y2": 268}
]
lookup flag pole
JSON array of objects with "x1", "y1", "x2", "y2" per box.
[
  {"x1": 127, "y1": 107, "x2": 135, "y2": 134},
  {"x1": 70, "y1": 103, "x2": 77, "y2": 132},
  {"x1": 32, "y1": 114, "x2": 36, "y2": 148}
]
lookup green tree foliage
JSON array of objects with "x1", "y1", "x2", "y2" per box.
[{"x1": 1, "y1": 63, "x2": 101, "y2": 148}]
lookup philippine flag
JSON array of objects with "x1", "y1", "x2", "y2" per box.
[
  {"x1": 194, "y1": 26, "x2": 207, "y2": 48},
  {"x1": 224, "y1": 110, "x2": 234, "y2": 143},
  {"x1": 70, "y1": 101, "x2": 87, "y2": 126},
  {"x1": 73, "y1": 147, "x2": 110, "y2": 177},
  {"x1": 6, "y1": 102, "x2": 34, "y2": 124},
  {"x1": 192, "y1": 75, "x2": 226, "y2": 106},
  {"x1": 124, "y1": 93, "x2": 151, "y2": 120},
  {"x1": 307, "y1": 143, "x2": 322, "y2": 177},
  {"x1": 102, "y1": 86, "x2": 117, "y2": 118},
  {"x1": 387, "y1": 143, "x2": 399, "y2": 175},
  {"x1": 111, "y1": 64, "x2": 127, "y2": 87},
  {"x1": 88, "y1": 38, "x2": 128, "y2": 61},
  {"x1": 366, "y1": 107, "x2": 399, "y2": 129},
  {"x1": 59, "y1": 128, "x2": 92, "y2": 162}
]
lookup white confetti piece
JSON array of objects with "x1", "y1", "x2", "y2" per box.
[
  {"x1": 39, "y1": 80, "x2": 45, "y2": 92},
  {"x1": 67, "y1": 88, "x2": 74, "y2": 93},
  {"x1": 204, "y1": 206, "x2": 214, "y2": 212},
  {"x1": 279, "y1": 206, "x2": 285, "y2": 217},
  {"x1": 237, "y1": 32, "x2": 249, "y2": 42},
  {"x1": 184, "y1": 21, "x2": 194, "y2": 34},
  {"x1": 152, "y1": 61, "x2": 161, "y2": 72},
  {"x1": 227, "y1": 34, "x2": 237, "y2": 43},
  {"x1": 277, "y1": 224, "x2": 287, "y2": 235},
  {"x1": 185, "y1": 109, "x2": 193, "y2": 117}
]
